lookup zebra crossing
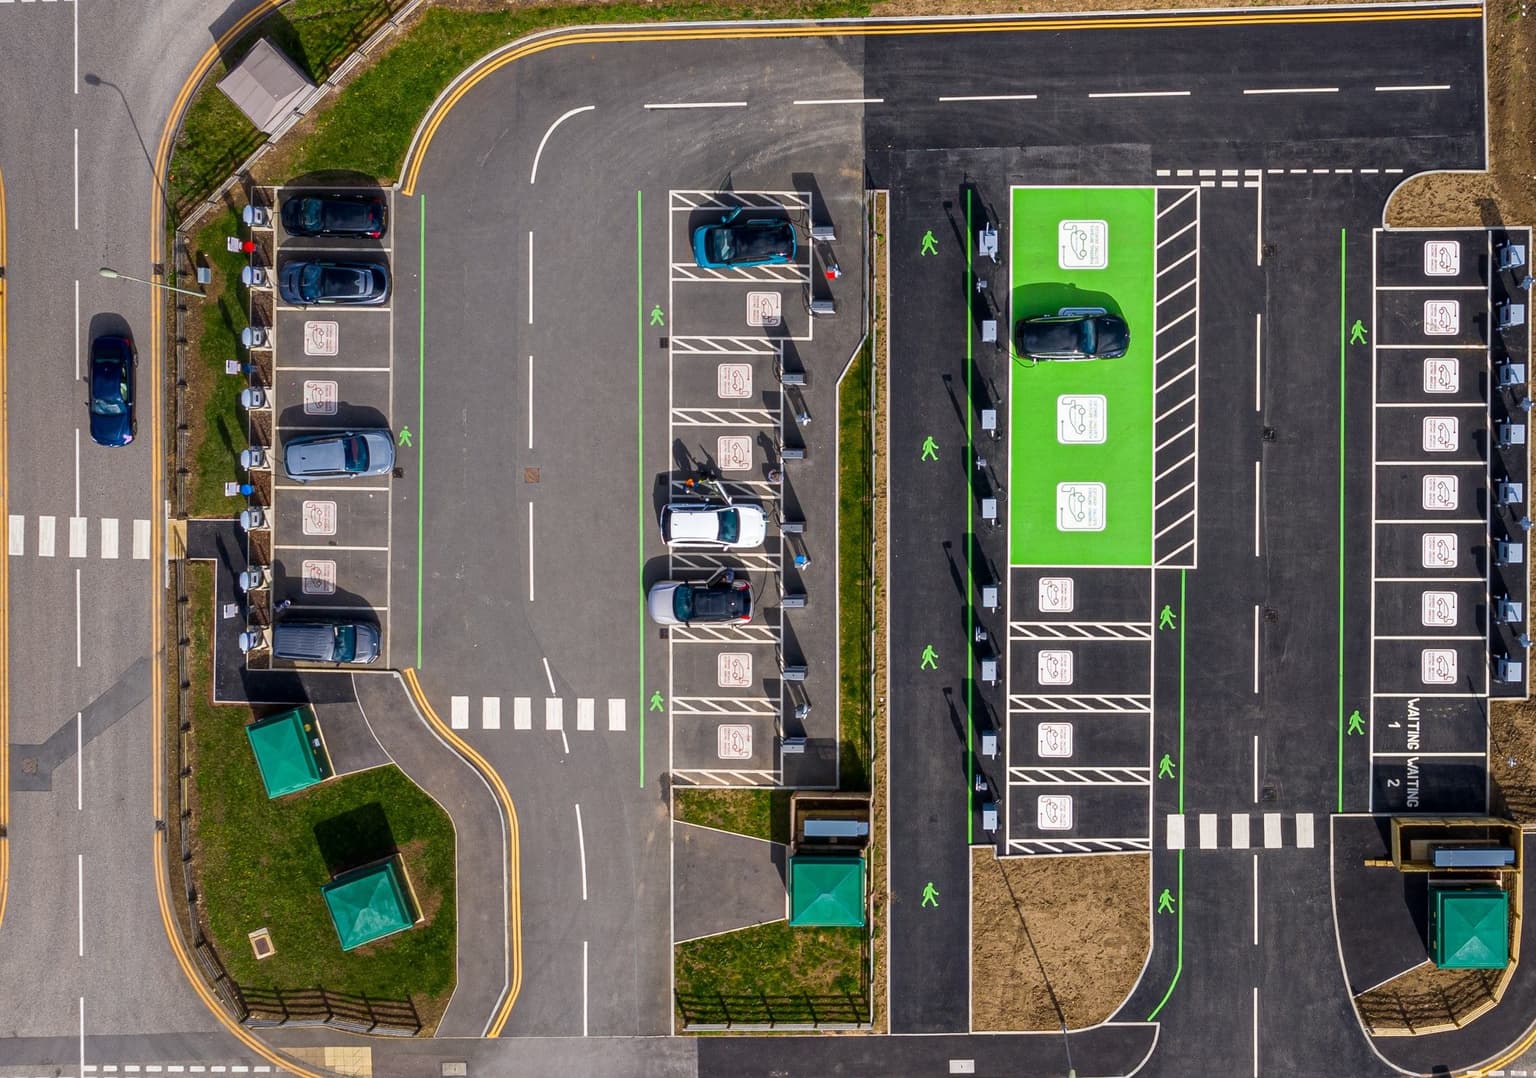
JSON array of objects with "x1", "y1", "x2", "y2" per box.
[
  {"x1": 1164, "y1": 811, "x2": 1318, "y2": 850},
  {"x1": 8, "y1": 515, "x2": 151, "y2": 559},
  {"x1": 449, "y1": 694, "x2": 627, "y2": 732}
]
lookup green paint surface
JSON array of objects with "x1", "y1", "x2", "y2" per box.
[{"x1": 1008, "y1": 186, "x2": 1156, "y2": 567}]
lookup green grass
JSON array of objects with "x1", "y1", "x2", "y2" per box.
[
  {"x1": 675, "y1": 921, "x2": 866, "y2": 1027},
  {"x1": 290, "y1": 0, "x2": 871, "y2": 182},
  {"x1": 837, "y1": 345, "x2": 873, "y2": 792},
  {"x1": 186, "y1": 208, "x2": 252, "y2": 519},
  {"x1": 1009, "y1": 186, "x2": 1157, "y2": 567},
  {"x1": 185, "y1": 563, "x2": 457, "y2": 1016},
  {"x1": 674, "y1": 788, "x2": 791, "y2": 844}
]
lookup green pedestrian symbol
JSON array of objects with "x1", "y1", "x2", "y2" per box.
[
  {"x1": 1349, "y1": 319, "x2": 1368, "y2": 345},
  {"x1": 920, "y1": 230, "x2": 939, "y2": 256},
  {"x1": 1347, "y1": 709, "x2": 1365, "y2": 736},
  {"x1": 397, "y1": 426, "x2": 413, "y2": 448},
  {"x1": 649, "y1": 691, "x2": 665, "y2": 712},
  {"x1": 1157, "y1": 888, "x2": 1176, "y2": 914},
  {"x1": 921, "y1": 881, "x2": 940, "y2": 907},
  {"x1": 1158, "y1": 605, "x2": 1177, "y2": 631},
  {"x1": 1158, "y1": 754, "x2": 1176, "y2": 780},
  {"x1": 920, "y1": 436, "x2": 939, "y2": 462},
  {"x1": 920, "y1": 644, "x2": 938, "y2": 670},
  {"x1": 650, "y1": 304, "x2": 665, "y2": 327}
]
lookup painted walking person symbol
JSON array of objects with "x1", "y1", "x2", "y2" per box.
[
  {"x1": 1157, "y1": 888, "x2": 1176, "y2": 914},
  {"x1": 1347, "y1": 709, "x2": 1365, "y2": 735},
  {"x1": 920, "y1": 645, "x2": 938, "y2": 670},
  {"x1": 1158, "y1": 605, "x2": 1177, "y2": 631},
  {"x1": 650, "y1": 304, "x2": 666, "y2": 327},
  {"x1": 1349, "y1": 319, "x2": 1368, "y2": 345},
  {"x1": 921, "y1": 882, "x2": 940, "y2": 907},
  {"x1": 397, "y1": 426, "x2": 413, "y2": 448},
  {"x1": 920, "y1": 436, "x2": 939, "y2": 461},
  {"x1": 920, "y1": 230, "x2": 939, "y2": 256},
  {"x1": 649, "y1": 690, "x2": 665, "y2": 711},
  {"x1": 1158, "y1": 754, "x2": 1176, "y2": 780}
]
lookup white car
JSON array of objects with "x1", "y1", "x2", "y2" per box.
[{"x1": 659, "y1": 502, "x2": 767, "y2": 548}]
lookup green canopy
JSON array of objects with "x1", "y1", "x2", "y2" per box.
[
  {"x1": 322, "y1": 858, "x2": 417, "y2": 951},
  {"x1": 245, "y1": 708, "x2": 326, "y2": 798},
  {"x1": 789, "y1": 855, "x2": 865, "y2": 927},
  {"x1": 1429, "y1": 886, "x2": 1509, "y2": 970}
]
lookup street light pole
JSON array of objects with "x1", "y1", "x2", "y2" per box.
[{"x1": 98, "y1": 265, "x2": 203, "y2": 298}]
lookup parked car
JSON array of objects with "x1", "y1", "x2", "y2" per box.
[
  {"x1": 282, "y1": 430, "x2": 395, "y2": 482},
  {"x1": 272, "y1": 619, "x2": 380, "y2": 664},
  {"x1": 660, "y1": 502, "x2": 767, "y2": 548},
  {"x1": 280, "y1": 193, "x2": 387, "y2": 239},
  {"x1": 87, "y1": 333, "x2": 135, "y2": 446},
  {"x1": 647, "y1": 575, "x2": 754, "y2": 626},
  {"x1": 278, "y1": 260, "x2": 390, "y2": 306},
  {"x1": 691, "y1": 208, "x2": 796, "y2": 269},
  {"x1": 1016, "y1": 308, "x2": 1130, "y2": 362}
]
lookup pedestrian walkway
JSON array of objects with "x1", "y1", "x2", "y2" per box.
[
  {"x1": 1164, "y1": 811, "x2": 1318, "y2": 850},
  {"x1": 449, "y1": 694, "x2": 627, "y2": 732},
  {"x1": 8, "y1": 514, "x2": 151, "y2": 559}
]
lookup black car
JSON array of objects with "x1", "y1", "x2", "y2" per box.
[
  {"x1": 279, "y1": 260, "x2": 390, "y2": 306},
  {"x1": 280, "y1": 193, "x2": 387, "y2": 239},
  {"x1": 87, "y1": 334, "x2": 135, "y2": 446},
  {"x1": 1016, "y1": 308, "x2": 1130, "y2": 362}
]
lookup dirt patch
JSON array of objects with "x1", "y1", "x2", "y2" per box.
[
  {"x1": 874, "y1": 0, "x2": 1356, "y2": 10},
  {"x1": 971, "y1": 848, "x2": 1149, "y2": 1031},
  {"x1": 867, "y1": 190, "x2": 891, "y2": 1032},
  {"x1": 1355, "y1": 959, "x2": 1501, "y2": 1036}
]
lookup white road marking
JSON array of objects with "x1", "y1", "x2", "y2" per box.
[
  {"x1": 938, "y1": 93, "x2": 1037, "y2": 102},
  {"x1": 450, "y1": 695, "x2": 469, "y2": 730},
  {"x1": 608, "y1": 698, "x2": 626, "y2": 731},
  {"x1": 792, "y1": 97, "x2": 883, "y2": 105},
  {"x1": 133, "y1": 519, "x2": 150, "y2": 559},
  {"x1": 1252, "y1": 735, "x2": 1259, "y2": 803},
  {"x1": 1199, "y1": 812, "x2": 1217, "y2": 849},
  {"x1": 527, "y1": 355, "x2": 534, "y2": 449},
  {"x1": 1253, "y1": 460, "x2": 1261, "y2": 556},
  {"x1": 73, "y1": 127, "x2": 79, "y2": 230},
  {"x1": 1166, "y1": 814, "x2": 1184, "y2": 849},
  {"x1": 1375, "y1": 84, "x2": 1450, "y2": 92},
  {"x1": 1252, "y1": 604, "x2": 1260, "y2": 693},
  {"x1": 1254, "y1": 312, "x2": 1262, "y2": 410},
  {"x1": 1088, "y1": 90, "x2": 1190, "y2": 98},
  {"x1": 1243, "y1": 86, "x2": 1338, "y2": 95},
  {"x1": 482, "y1": 697, "x2": 500, "y2": 730},
  {"x1": 70, "y1": 515, "x2": 87, "y2": 557},
  {"x1": 75, "y1": 279, "x2": 81, "y2": 379},
  {"x1": 583, "y1": 938, "x2": 590, "y2": 1037},
  {"x1": 1295, "y1": 813, "x2": 1315, "y2": 848},
  {"x1": 542, "y1": 656, "x2": 558, "y2": 696},
  {"x1": 546, "y1": 697, "x2": 563, "y2": 730},
  {"x1": 643, "y1": 101, "x2": 747, "y2": 109},
  {"x1": 1264, "y1": 812, "x2": 1282, "y2": 848},
  {"x1": 574, "y1": 803, "x2": 588, "y2": 901},
  {"x1": 72, "y1": 0, "x2": 77, "y2": 89},
  {"x1": 514, "y1": 696, "x2": 532, "y2": 730},
  {"x1": 530, "y1": 104, "x2": 595, "y2": 184},
  {"x1": 1255, "y1": 176, "x2": 1263, "y2": 266},
  {"x1": 528, "y1": 501, "x2": 535, "y2": 601},
  {"x1": 577, "y1": 698, "x2": 594, "y2": 731},
  {"x1": 8, "y1": 515, "x2": 22, "y2": 555},
  {"x1": 75, "y1": 568, "x2": 82, "y2": 667},
  {"x1": 527, "y1": 230, "x2": 534, "y2": 325},
  {"x1": 1252, "y1": 853, "x2": 1259, "y2": 945},
  {"x1": 38, "y1": 515, "x2": 56, "y2": 557},
  {"x1": 1252, "y1": 985, "x2": 1259, "y2": 1077},
  {"x1": 1231, "y1": 813, "x2": 1250, "y2": 849},
  {"x1": 77, "y1": 852, "x2": 84, "y2": 955},
  {"x1": 75, "y1": 427, "x2": 81, "y2": 516},
  {"x1": 100, "y1": 518, "x2": 118, "y2": 559},
  {"x1": 79, "y1": 997, "x2": 86, "y2": 1078}
]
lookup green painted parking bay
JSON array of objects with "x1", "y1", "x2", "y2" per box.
[{"x1": 1009, "y1": 186, "x2": 1155, "y2": 567}]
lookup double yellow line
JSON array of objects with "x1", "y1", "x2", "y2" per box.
[{"x1": 401, "y1": 4, "x2": 1480, "y2": 193}]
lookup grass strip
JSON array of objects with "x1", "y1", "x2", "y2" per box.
[
  {"x1": 675, "y1": 921, "x2": 866, "y2": 1027},
  {"x1": 184, "y1": 562, "x2": 457, "y2": 1025},
  {"x1": 185, "y1": 207, "x2": 251, "y2": 518},
  {"x1": 837, "y1": 343, "x2": 874, "y2": 792},
  {"x1": 674, "y1": 788, "x2": 791, "y2": 844}
]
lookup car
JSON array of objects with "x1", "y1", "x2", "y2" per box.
[
  {"x1": 282, "y1": 430, "x2": 395, "y2": 482},
  {"x1": 272, "y1": 618, "x2": 381, "y2": 664},
  {"x1": 1016, "y1": 308, "x2": 1130, "y2": 362},
  {"x1": 647, "y1": 575, "x2": 754, "y2": 627},
  {"x1": 691, "y1": 208, "x2": 796, "y2": 269},
  {"x1": 280, "y1": 193, "x2": 387, "y2": 239},
  {"x1": 660, "y1": 501, "x2": 767, "y2": 548},
  {"x1": 87, "y1": 334, "x2": 135, "y2": 446},
  {"x1": 278, "y1": 260, "x2": 390, "y2": 306}
]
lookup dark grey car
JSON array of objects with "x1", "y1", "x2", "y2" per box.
[
  {"x1": 278, "y1": 260, "x2": 389, "y2": 306},
  {"x1": 282, "y1": 430, "x2": 395, "y2": 482},
  {"x1": 1016, "y1": 308, "x2": 1130, "y2": 362},
  {"x1": 272, "y1": 619, "x2": 380, "y2": 664}
]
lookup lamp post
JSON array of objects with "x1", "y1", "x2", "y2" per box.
[{"x1": 98, "y1": 265, "x2": 203, "y2": 298}]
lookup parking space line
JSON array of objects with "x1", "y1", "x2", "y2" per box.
[
  {"x1": 69, "y1": 516, "x2": 86, "y2": 557},
  {"x1": 608, "y1": 698, "x2": 626, "y2": 731},
  {"x1": 514, "y1": 697, "x2": 532, "y2": 730},
  {"x1": 482, "y1": 697, "x2": 501, "y2": 730},
  {"x1": 279, "y1": 365, "x2": 393, "y2": 373},
  {"x1": 273, "y1": 305, "x2": 391, "y2": 313},
  {"x1": 100, "y1": 518, "x2": 118, "y2": 559},
  {"x1": 545, "y1": 698, "x2": 563, "y2": 730},
  {"x1": 1232, "y1": 814, "x2": 1250, "y2": 848},
  {"x1": 1263, "y1": 812, "x2": 1282, "y2": 848},
  {"x1": 577, "y1": 698, "x2": 594, "y2": 731},
  {"x1": 273, "y1": 483, "x2": 391, "y2": 493},
  {"x1": 1374, "y1": 400, "x2": 1486, "y2": 408},
  {"x1": 451, "y1": 696, "x2": 469, "y2": 730},
  {"x1": 1198, "y1": 813, "x2": 1217, "y2": 848},
  {"x1": 273, "y1": 544, "x2": 390, "y2": 552}
]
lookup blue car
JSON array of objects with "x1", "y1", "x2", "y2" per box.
[
  {"x1": 278, "y1": 260, "x2": 389, "y2": 306},
  {"x1": 691, "y1": 208, "x2": 796, "y2": 269},
  {"x1": 87, "y1": 334, "x2": 135, "y2": 446}
]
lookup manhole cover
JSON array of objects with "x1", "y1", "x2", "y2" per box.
[
  {"x1": 524, "y1": 467, "x2": 540, "y2": 484},
  {"x1": 20, "y1": 757, "x2": 36, "y2": 775}
]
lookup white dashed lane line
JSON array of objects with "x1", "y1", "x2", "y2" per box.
[
  {"x1": 642, "y1": 101, "x2": 747, "y2": 109},
  {"x1": 1242, "y1": 86, "x2": 1339, "y2": 95},
  {"x1": 1088, "y1": 90, "x2": 1190, "y2": 99}
]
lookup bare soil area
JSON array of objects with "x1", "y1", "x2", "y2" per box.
[
  {"x1": 1355, "y1": 959, "x2": 1501, "y2": 1036},
  {"x1": 971, "y1": 848, "x2": 1150, "y2": 1031}
]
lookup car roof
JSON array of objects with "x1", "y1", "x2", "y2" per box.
[
  {"x1": 665, "y1": 504, "x2": 724, "y2": 541},
  {"x1": 688, "y1": 583, "x2": 751, "y2": 619}
]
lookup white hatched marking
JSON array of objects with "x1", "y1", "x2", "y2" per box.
[
  {"x1": 609, "y1": 698, "x2": 626, "y2": 731},
  {"x1": 1166, "y1": 814, "x2": 1185, "y2": 849},
  {"x1": 1232, "y1": 814, "x2": 1250, "y2": 849},
  {"x1": 69, "y1": 516, "x2": 87, "y2": 557},
  {"x1": 133, "y1": 518, "x2": 150, "y2": 559},
  {"x1": 7, "y1": 515, "x2": 21, "y2": 555},
  {"x1": 546, "y1": 697, "x2": 563, "y2": 730},
  {"x1": 482, "y1": 696, "x2": 500, "y2": 730},
  {"x1": 577, "y1": 698, "x2": 595, "y2": 731},
  {"x1": 514, "y1": 696, "x2": 532, "y2": 730},
  {"x1": 1295, "y1": 813, "x2": 1315, "y2": 848},
  {"x1": 1264, "y1": 812, "x2": 1282, "y2": 848},
  {"x1": 1199, "y1": 813, "x2": 1217, "y2": 849},
  {"x1": 450, "y1": 696, "x2": 469, "y2": 730},
  {"x1": 100, "y1": 518, "x2": 119, "y2": 559}
]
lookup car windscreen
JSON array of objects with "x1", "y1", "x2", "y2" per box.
[
  {"x1": 301, "y1": 198, "x2": 324, "y2": 232},
  {"x1": 333, "y1": 624, "x2": 356, "y2": 663},
  {"x1": 342, "y1": 435, "x2": 370, "y2": 473},
  {"x1": 717, "y1": 509, "x2": 740, "y2": 544},
  {"x1": 300, "y1": 263, "x2": 324, "y2": 299},
  {"x1": 672, "y1": 586, "x2": 695, "y2": 621},
  {"x1": 690, "y1": 586, "x2": 748, "y2": 620}
]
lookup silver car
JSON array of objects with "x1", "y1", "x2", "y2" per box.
[{"x1": 282, "y1": 430, "x2": 395, "y2": 482}]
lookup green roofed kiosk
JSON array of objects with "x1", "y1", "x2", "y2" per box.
[
  {"x1": 322, "y1": 856, "x2": 421, "y2": 952},
  {"x1": 788, "y1": 855, "x2": 865, "y2": 927},
  {"x1": 1429, "y1": 886, "x2": 1510, "y2": 970},
  {"x1": 245, "y1": 707, "x2": 330, "y2": 799}
]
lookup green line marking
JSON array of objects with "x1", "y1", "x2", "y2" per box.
[
  {"x1": 966, "y1": 188, "x2": 975, "y2": 845},
  {"x1": 415, "y1": 196, "x2": 426, "y2": 669},
  {"x1": 638, "y1": 189, "x2": 646, "y2": 788},
  {"x1": 1145, "y1": 850, "x2": 1184, "y2": 1021},
  {"x1": 1177, "y1": 569, "x2": 1186, "y2": 813},
  {"x1": 1338, "y1": 227, "x2": 1347, "y2": 813}
]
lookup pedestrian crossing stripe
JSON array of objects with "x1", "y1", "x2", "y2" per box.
[
  {"x1": 451, "y1": 695, "x2": 628, "y2": 732},
  {"x1": 8, "y1": 515, "x2": 153, "y2": 558},
  {"x1": 1165, "y1": 812, "x2": 1316, "y2": 849}
]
